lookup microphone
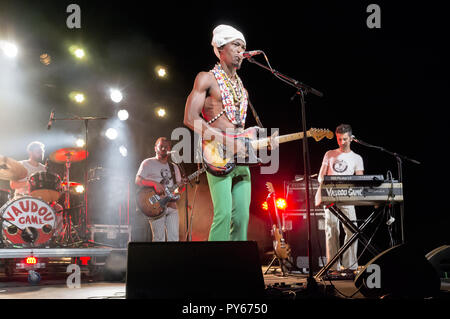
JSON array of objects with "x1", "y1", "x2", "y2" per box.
[
  {"x1": 351, "y1": 135, "x2": 360, "y2": 143},
  {"x1": 239, "y1": 50, "x2": 263, "y2": 59},
  {"x1": 47, "y1": 109, "x2": 55, "y2": 130}
]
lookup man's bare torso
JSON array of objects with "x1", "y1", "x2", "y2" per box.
[{"x1": 202, "y1": 72, "x2": 243, "y2": 133}]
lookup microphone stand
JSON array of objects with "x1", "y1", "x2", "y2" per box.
[
  {"x1": 352, "y1": 137, "x2": 420, "y2": 244},
  {"x1": 247, "y1": 56, "x2": 323, "y2": 293},
  {"x1": 50, "y1": 115, "x2": 108, "y2": 245}
]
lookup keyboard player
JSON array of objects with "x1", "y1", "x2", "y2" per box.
[{"x1": 316, "y1": 124, "x2": 364, "y2": 277}]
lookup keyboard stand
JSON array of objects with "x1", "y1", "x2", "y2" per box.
[{"x1": 314, "y1": 203, "x2": 384, "y2": 279}]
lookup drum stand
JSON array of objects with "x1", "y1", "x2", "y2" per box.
[{"x1": 56, "y1": 155, "x2": 84, "y2": 247}]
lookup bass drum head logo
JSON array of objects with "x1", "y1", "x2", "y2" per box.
[
  {"x1": 333, "y1": 160, "x2": 348, "y2": 173},
  {"x1": 1, "y1": 196, "x2": 55, "y2": 246}
]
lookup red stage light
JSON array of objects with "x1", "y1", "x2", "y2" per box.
[
  {"x1": 26, "y1": 256, "x2": 37, "y2": 265},
  {"x1": 276, "y1": 198, "x2": 287, "y2": 210},
  {"x1": 262, "y1": 201, "x2": 269, "y2": 211},
  {"x1": 80, "y1": 256, "x2": 91, "y2": 265}
]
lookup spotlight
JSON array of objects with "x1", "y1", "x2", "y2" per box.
[
  {"x1": 110, "y1": 89, "x2": 123, "y2": 103},
  {"x1": 157, "y1": 67, "x2": 167, "y2": 78},
  {"x1": 74, "y1": 185, "x2": 85, "y2": 194},
  {"x1": 105, "y1": 128, "x2": 118, "y2": 140},
  {"x1": 119, "y1": 145, "x2": 128, "y2": 157},
  {"x1": 75, "y1": 138, "x2": 85, "y2": 147},
  {"x1": 117, "y1": 109, "x2": 129, "y2": 121},
  {"x1": 262, "y1": 201, "x2": 269, "y2": 211},
  {"x1": 74, "y1": 93, "x2": 85, "y2": 103},
  {"x1": 276, "y1": 198, "x2": 287, "y2": 210},
  {"x1": 1, "y1": 41, "x2": 18, "y2": 58},
  {"x1": 40, "y1": 53, "x2": 51, "y2": 65},
  {"x1": 74, "y1": 48, "x2": 85, "y2": 59},
  {"x1": 156, "y1": 108, "x2": 166, "y2": 118},
  {"x1": 69, "y1": 45, "x2": 86, "y2": 59}
]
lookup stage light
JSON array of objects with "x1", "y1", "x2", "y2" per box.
[
  {"x1": 276, "y1": 198, "x2": 287, "y2": 210},
  {"x1": 156, "y1": 107, "x2": 166, "y2": 118},
  {"x1": 75, "y1": 185, "x2": 85, "y2": 193},
  {"x1": 26, "y1": 256, "x2": 37, "y2": 265},
  {"x1": 110, "y1": 89, "x2": 123, "y2": 103},
  {"x1": 69, "y1": 45, "x2": 86, "y2": 60},
  {"x1": 1, "y1": 41, "x2": 18, "y2": 58},
  {"x1": 119, "y1": 145, "x2": 128, "y2": 157},
  {"x1": 262, "y1": 201, "x2": 269, "y2": 211},
  {"x1": 74, "y1": 48, "x2": 85, "y2": 59},
  {"x1": 105, "y1": 128, "x2": 118, "y2": 140},
  {"x1": 74, "y1": 93, "x2": 85, "y2": 103},
  {"x1": 69, "y1": 91, "x2": 86, "y2": 104},
  {"x1": 40, "y1": 53, "x2": 51, "y2": 65},
  {"x1": 75, "y1": 138, "x2": 85, "y2": 147},
  {"x1": 117, "y1": 109, "x2": 129, "y2": 121},
  {"x1": 157, "y1": 67, "x2": 167, "y2": 78}
]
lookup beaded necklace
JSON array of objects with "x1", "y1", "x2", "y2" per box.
[{"x1": 208, "y1": 63, "x2": 248, "y2": 127}]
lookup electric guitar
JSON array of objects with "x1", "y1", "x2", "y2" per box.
[
  {"x1": 136, "y1": 167, "x2": 206, "y2": 219},
  {"x1": 266, "y1": 182, "x2": 291, "y2": 260},
  {"x1": 202, "y1": 127, "x2": 333, "y2": 176}
]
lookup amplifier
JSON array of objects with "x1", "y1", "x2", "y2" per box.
[
  {"x1": 284, "y1": 179, "x2": 320, "y2": 212},
  {"x1": 282, "y1": 210, "x2": 326, "y2": 272},
  {"x1": 89, "y1": 224, "x2": 131, "y2": 248}
]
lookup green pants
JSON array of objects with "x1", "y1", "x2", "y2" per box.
[{"x1": 206, "y1": 166, "x2": 251, "y2": 241}]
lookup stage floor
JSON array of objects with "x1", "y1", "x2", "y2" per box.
[{"x1": 1, "y1": 266, "x2": 449, "y2": 300}]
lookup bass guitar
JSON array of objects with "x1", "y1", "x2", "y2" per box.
[
  {"x1": 136, "y1": 166, "x2": 206, "y2": 219},
  {"x1": 202, "y1": 127, "x2": 333, "y2": 176},
  {"x1": 266, "y1": 182, "x2": 291, "y2": 261}
]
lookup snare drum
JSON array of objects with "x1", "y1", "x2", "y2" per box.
[
  {"x1": 0, "y1": 189, "x2": 10, "y2": 208},
  {"x1": 0, "y1": 196, "x2": 56, "y2": 247},
  {"x1": 29, "y1": 171, "x2": 62, "y2": 203}
]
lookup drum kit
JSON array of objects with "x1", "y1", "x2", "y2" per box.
[{"x1": 0, "y1": 147, "x2": 88, "y2": 248}]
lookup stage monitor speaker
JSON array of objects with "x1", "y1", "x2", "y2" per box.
[
  {"x1": 126, "y1": 241, "x2": 266, "y2": 299},
  {"x1": 426, "y1": 245, "x2": 450, "y2": 278},
  {"x1": 354, "y1": 244, "x2": 441, "y2": 298}
]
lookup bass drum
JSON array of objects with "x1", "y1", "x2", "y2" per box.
[{"x1": 1, "y1": 196, "x2": 56, "y2": 247}]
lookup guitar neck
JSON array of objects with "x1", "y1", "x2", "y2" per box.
[
  {"x1": 251, "y1": 131, "x2": 310, "y2": 150},
  {"x1": 170, "y1": 167, "x2": 206, "y2": 192}
]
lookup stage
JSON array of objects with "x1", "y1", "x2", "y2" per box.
[{"x1": 1, "y1": 265, "x2": 449, "y2": 300}]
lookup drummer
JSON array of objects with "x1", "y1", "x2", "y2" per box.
[
  {"x1": 9, "y1": 141, "x2": 64, "y2": 239},
  {"x1": 10, "y1": 141, "x2": 47, "y2": 197}
]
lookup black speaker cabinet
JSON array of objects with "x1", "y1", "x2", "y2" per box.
[
  {"x1": 282, "y1": 211, "x2": 326, "y2": 272},
  {"x1": 126, "y1": 241, "x2": 266, "y2": 299},
  {"x1": 354, "y1": 244, "x2": 441, "y2": 298}
]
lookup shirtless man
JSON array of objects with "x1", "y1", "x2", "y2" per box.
[{"x1": 184, "y1": 25, "x2": 275, "y2": 241}]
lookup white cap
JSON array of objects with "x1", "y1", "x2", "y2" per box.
[{"x1": 211, "y1": 24, "x2": 246, "y2": 59}]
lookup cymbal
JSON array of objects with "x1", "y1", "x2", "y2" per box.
[
  {"x1": 0, "y1": 156, "x2": 28, "y2": 181},
  {"x1": 49, "y1": 147, "x2": 88, "y2": 163}
]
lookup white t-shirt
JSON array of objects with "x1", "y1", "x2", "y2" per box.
[
  {"x1": 315, "y1": 149, "x2": 364, "y2": 206},
  {"x1": 320, "y1": 149, "x2": 364, "y2": 178},
  {"x1": 15, "y1": 160, "x2": 47, "y2": 195},
  {"x1": 136, "y1": 158, "x2": 182, "y2": 188}
]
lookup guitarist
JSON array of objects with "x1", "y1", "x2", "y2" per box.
[
  {"x1": 184, "y1": 25, "x2": 278, "y2": 241},
  {"x1": 135, "y1": 137, "x2": 183, "y2": 242}
]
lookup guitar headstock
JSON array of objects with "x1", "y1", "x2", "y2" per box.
[
  {"x1": 308, "y1": 128, "x2": 334, "y2": 142},
  {"x1": 265, "y1": 182, "x2": 275, "y2": 195}
]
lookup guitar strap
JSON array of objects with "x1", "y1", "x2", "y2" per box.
[
  {"x1": 168, "y1": 162, "x2": 177, "y2": 186},
  {"x1": 247, "y1": 99, "x2": 264, "y2": 128}
]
